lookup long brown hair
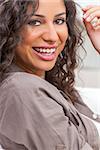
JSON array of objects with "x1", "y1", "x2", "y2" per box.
[
  {"x1": 46, "y1": 0, "x2": 83, "y2": 103},
  {"x1": 0, "y1": 0, "x2": 83, "y2": 103}
]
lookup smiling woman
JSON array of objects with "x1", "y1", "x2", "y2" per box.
[
  {"x1": 14, "y1": 0, "x2": 68, "y2": 76},
  {"x1": 0, "y1": 0, "x2": 100, "y2": 150}
]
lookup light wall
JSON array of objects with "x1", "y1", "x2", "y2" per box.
[{"x1": 74, "y1": 0, "x2": 100, "y2": 88}]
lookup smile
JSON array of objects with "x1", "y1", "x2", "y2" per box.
[
  {"x1": 33, "y1": 47, "x2": 56, "y2": 54},
  {"x1": 32, "y1": 47, "x2": 56, "y2": 61}
]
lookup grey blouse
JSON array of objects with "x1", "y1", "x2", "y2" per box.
[{"x1": 0, "y1": 64, "x2": 100, "y2": 150}]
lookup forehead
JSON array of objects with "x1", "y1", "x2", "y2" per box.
[
  {"x1": 38, "y1": 0, "x2": 65, "y2": 6},
  {"x1": 37, "y1": 0, "x2": 65, "y2": 11},
  {"x1": 38, "y1": 0, "x2": 64, "y2": 2}
]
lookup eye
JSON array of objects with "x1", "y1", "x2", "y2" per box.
[
  {"x1": 28, "y1": 20, "x2": 41, "y2": 26},
  {"x1": 54, "y1": 18, "x2": 66, "y2": 25}
]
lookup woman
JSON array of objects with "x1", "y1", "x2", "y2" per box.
[{"x1": 0, "y1": 0, "x2": 100, "y2": 149}]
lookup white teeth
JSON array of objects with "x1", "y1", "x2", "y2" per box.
[
  {"x1": 34, "y1": 48, "x2": 56, "y2": 53},
  {"x1": 51, "y1": 48, "x2": 55, "y2": 53},
  {"x1": 40, "y1": 48, "x2": 43, "y2": 52}
]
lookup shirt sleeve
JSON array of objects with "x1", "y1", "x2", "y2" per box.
[
  {"x1": 0, "y1": 133, "x2": 28, "y2": 150},
  {"x1": 0, "y1": 84, "x2": 63, "y2": 150},
  {"x1": 0, "y1": 87, "x2": 38, "y2": 150},
  {"x1": 0, "y1": 77, "x2": 96, "y2": 150}
]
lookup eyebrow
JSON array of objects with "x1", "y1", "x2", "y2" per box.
[{"x1": 33, "y1": 12, "x2": 66, "y2": 18}]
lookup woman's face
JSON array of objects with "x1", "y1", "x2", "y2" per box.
[{"x1": 15, "y1": 0, "x2": 68, "y2": 77}]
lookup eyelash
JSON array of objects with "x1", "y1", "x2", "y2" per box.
[
  {"x1": 28, "y1": 18, "x2": 66, "y2": 26},
  {"x1": 28, "y1": 20, "x2": 42, "y2": 26},
  {"x1": 54, "y1": 18, "x2": 66, "y2": 25}
]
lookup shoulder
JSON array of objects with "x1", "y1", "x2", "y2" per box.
[
  {"x1": 0, "y1": 72, "x2": 39, "y2": 110},
  {"x1": 4, "y1": 72, "x2": 60, "y2": 99},
  {"x1": 0, "y1": 72, "x2": 40, "y2": 90},
  {"x1": 0, "y1": 72, "x2": 50, "y2": 96},
  {"x1": 0, "y1": 72, "x2": 66, "y2": 120},
  {"x1": 0, "y1": 72, "x2": 60, "y2": 108},
  {"x1": 0, "y1": 72, "x2": 56, "y2": 91}
]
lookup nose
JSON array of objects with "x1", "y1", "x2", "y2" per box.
[{"x1": 42, "y1": 23, "x2": 59, "y2": 44}]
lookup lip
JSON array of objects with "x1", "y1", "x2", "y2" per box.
[{"x1": 32, "y1": 47, "x2": 56, "y2": 61}]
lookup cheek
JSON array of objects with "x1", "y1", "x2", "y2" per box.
[
  {"x1": 59, "y1": 26, "x2": 68, "y2": 44},
  {"x1": 21, "y1": 33, "x2": 34, "y2": 46},
  {"x1": 20, "y1": 27, "x2": 43, "y2": 46},
  {"x1": 57, "y1": 27, "x2": 68, "y2": 53}
]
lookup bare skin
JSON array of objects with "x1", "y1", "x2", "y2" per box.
[
  {"x1": 15, "y1": 0, "x2": 68, "y2": 78},
  {"x1": 83, "y1": 5, "x2": 100, "y2": 54}
]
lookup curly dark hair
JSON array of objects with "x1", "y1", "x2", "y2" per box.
[
  {"x1": 0, "y1": 0, "x2": 83, "y2": 103},
  {"x1": 0, "y1": 0, "x2": 38, "y2": 71},
  {"x1": 46, "y1": 0, "x2": 83, "y2": 103}
]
